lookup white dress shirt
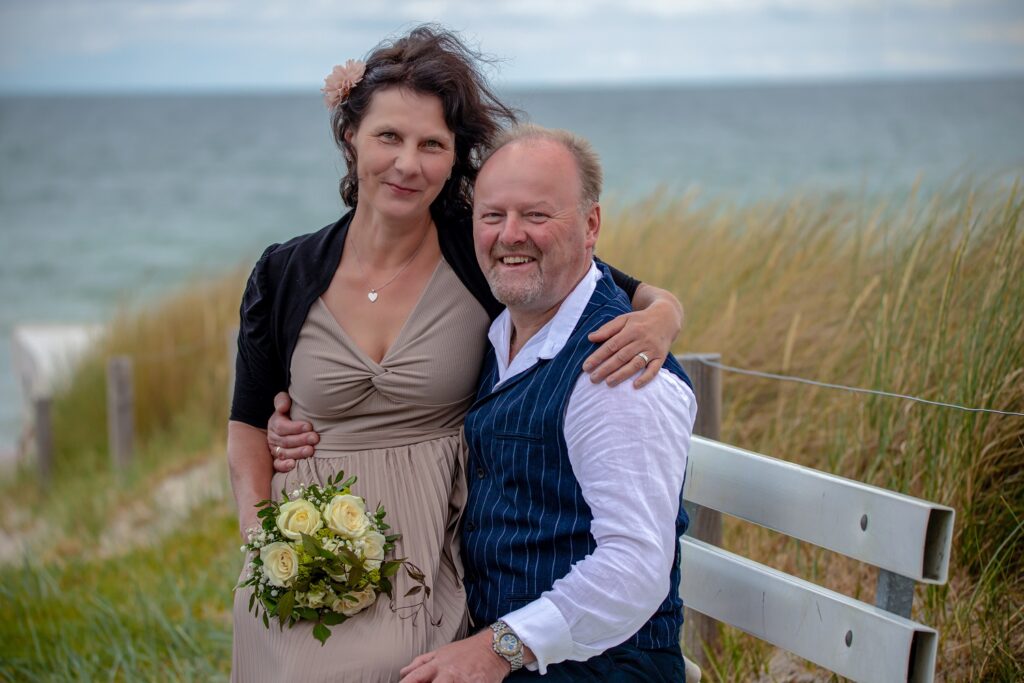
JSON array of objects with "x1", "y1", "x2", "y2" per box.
[{"x1": 488, "y1": 261, "x2": 697, "y2": 673}]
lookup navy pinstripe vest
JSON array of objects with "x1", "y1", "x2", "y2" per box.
[{"x1": 462, "y1": 264, "x2": 692, "y2": 651}]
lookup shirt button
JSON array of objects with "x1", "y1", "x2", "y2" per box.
[
  {"x1": 476, "y1": 467, "x2": 486, "y2": 479},
  {"x1": 465, "y1": 521, "x2": 477, "y2": 532}
]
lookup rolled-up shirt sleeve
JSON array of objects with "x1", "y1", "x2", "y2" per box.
[{"x1": 501, "y1": 370, "x2": 697, "y2": 673}]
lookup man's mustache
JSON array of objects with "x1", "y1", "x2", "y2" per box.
[{"x1": 489, "y1": 240, "x2": 541, "y2": 260}]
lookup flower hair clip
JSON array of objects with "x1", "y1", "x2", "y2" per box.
[{"x1": 322, "y1": 59, "x2": 366, "y2": 109}]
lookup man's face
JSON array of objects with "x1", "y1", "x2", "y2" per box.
[{"x1": 473, "y1": 140, "x2": 600, "y2": 316}]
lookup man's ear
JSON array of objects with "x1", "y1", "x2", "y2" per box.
[{"x1": 584, "y1": 203, "x2": 601, "y2": 250}]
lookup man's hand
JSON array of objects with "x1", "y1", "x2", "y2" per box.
[
  {"x1": 399, "y1": 629, "x2": 509, "y2": 683},
  {"x1": 267, "y1": 392, "x2": 319, "y2": 473}
]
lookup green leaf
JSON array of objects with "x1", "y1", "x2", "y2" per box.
[
  {"x1": 313, "y1": 622, "x2": 331, "y2": 646},
  {"x1": 404, "y1": 585, "x2": 422, "y2": 597},
  {"x1": 298, "y1": 607, "x2": 319, "y2": 621},
  {"x1": 379, "y1": 577, "x2": 393, "y2": 598},
  {"x1": 262, "y1": 612, "x2": 270, "y2": 629},
  {"x1": 301, "y1": 533, "x2": 320, "y2": 556},
  {"x1": 406, "y1": 566, "x2": 426, "y2": 583},
  {"x1": 380, "y1": 561, "x2": 401, "y2": 578},
  {"x1": 248, "y1": 592, "x2": 256, "y2": 612},
  {"x1": 321, "y1": 612, "x2": 348, "y2": 626},
  {"x1": 277, "y1": 590, "x2": 295, "y2": 625},
  {"x1": 337, "y1": 547, "x2": 361, "y2": 567}
]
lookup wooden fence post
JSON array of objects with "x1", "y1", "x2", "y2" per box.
[
  {"x1": 679, "y1": 353, "x2": 723, "y2": 668},
  {"x1": 876, "y1": 569, "x2": 915, "y2": 618},
  {"x1": 107, "y1": 356, "x2": 134, "y2": 470},
  {"x1": 33, "y1": 397, "x2": 54, "y2": 485}
]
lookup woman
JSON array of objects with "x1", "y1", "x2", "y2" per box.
[{"x1": 229, "y1": 26, "x2": 683, "y2": 682}]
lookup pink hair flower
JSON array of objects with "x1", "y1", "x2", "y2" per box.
[{"x1": 321, "y1": 60, "x2": 366, "y2": 109}]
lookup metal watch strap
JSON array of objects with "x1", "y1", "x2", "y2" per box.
[{"x1": 490, "y1": 620, "x2": 525, "y2": 672}]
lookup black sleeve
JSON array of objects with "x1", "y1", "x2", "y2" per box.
[
  {"x1": 437, "y1": 213, "x2": 505, "y2": 320},
  {"x1": 229, "y1": 245, "x2": 287, "y2": 429},
  {"x1": 597, "y1": 258, "x2": 641, "y2": 301}
]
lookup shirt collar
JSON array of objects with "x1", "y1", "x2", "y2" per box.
[{"x1": 488, "y1": 260, "x2": 602, "y2": 385}]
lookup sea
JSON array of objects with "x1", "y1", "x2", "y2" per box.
[{"x1": 2, "y1": 76, "x2": 1023, "y2": 452}]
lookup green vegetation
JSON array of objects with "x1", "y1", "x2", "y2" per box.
[{"x1": 1, "y1": 182, "x2": 1021, "y2": 681}]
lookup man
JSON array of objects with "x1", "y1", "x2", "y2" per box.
[{"x1": 398, "y1": 125, "x2": 696, "y2": 682}]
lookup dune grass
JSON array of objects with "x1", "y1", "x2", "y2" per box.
[
  {"x1": 1, "y1": 181, "x2": 1021, "y2": 681},
  {"x1": 599, "y1": 181, "x2": 1024, "y2": 680}
]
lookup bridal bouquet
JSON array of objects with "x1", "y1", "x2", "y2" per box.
[{"x1": 237, "y1": 471, "x2": 424, "y2": 645}]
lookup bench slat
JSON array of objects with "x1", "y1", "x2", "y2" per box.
[
  {"x1": 680, "y1": 537, "x2": 939, "y2": 683},
  {"x1": 683, "y1": 437, "x2": 954, "y2": 583}
]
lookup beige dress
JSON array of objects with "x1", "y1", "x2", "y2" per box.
[{"x1": 232, "y1": 259, "x2": 491, "y2": 682}]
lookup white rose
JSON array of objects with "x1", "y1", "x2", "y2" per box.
[
  {"x1": 303, "y1": 587, "x2": 327, "y2": 609},
  {"x1": 260, "y1": 542, "x2": 299, "y2": 587},
  {"x1": 323, "y1": 494, "x2": 371, "y2": 539},
  {"x1": 334, "y1": 586, "x2": 377, "y2": 616},
  {"x1": 276, "y1": 499, "x2": 323, "y2": 540},
  {"x1": 357, "y1": 531, "x2": 386, "y2": 570}
]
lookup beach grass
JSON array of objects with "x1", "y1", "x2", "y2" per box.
[{"x1": 1, "y1": 181, "x2": 1021, "y2": 681}]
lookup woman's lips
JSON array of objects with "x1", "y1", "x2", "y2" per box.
[{"x1": 384, "y1": 182, "x2": 418, "y2": 195}]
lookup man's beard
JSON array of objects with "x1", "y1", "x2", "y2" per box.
[
  {"x1": 488, "y1": 269, "x2": 545, "y2": 307},
  {"x1": 486, "y1": 241, "x2": 544, "y2": 307}
]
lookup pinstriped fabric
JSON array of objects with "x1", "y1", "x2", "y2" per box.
[
  {"x1": 231, "y1": 258, "x2": 490, "y2": 682},
  {"x1": 462, "y1": 267, "x2": 691, "y2": 652}
]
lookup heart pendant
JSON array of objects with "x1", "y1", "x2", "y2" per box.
[{"x1": 367, "y1": 290, "x2": 379, "y2": 303}]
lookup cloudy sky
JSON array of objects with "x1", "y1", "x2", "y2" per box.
[{"x1": 2, "y1": 0, "x2": 1023, "y2": 93}]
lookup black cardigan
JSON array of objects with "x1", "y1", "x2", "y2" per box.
[{"x1": 229, "y1": 209, "x2": 640, "y2": 428}]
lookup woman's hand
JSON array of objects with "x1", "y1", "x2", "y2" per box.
[
  {"x1": 267, "y1": 392, "x2": 320, "y2": 473},
  {"x1": 583, "y1": 284, "x2": 684, "y2": 388}
]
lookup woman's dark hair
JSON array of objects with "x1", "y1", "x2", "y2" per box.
[{"x1": 330, "y1": 25, "x2": 518, "y2": 220}]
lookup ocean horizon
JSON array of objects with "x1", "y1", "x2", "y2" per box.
[{"x1": 2, "y1": 75, "x2": 1023, "y2": 452}]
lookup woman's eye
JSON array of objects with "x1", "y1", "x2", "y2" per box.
[
  {"x1": 423, "y1": 140, "x2": 443, "y2": 149},
  {"x1": 378, "y1": 132, "x2": 398, "y2": 142}
]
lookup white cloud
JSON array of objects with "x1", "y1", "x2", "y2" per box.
[
  {"x1": 962, "y1": 22, "x2": 1024, "y2": 45},
  {"x1": 882, "y1": 49, "x2": 961, "y2": 71},
  {"x1": 2, "y1": 0, "x2": 1023, "y2": 89}
]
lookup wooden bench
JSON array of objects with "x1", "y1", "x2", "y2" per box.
[{"x1": 677, "y1": 355, "x2": 955, "y2": 683}]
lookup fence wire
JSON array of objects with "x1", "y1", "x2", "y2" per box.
[{"x1": 695, "y1": 357, "x2": 1024, "y2": 417}]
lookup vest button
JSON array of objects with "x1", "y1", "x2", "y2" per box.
[
  {"x1": 476, "y1": 467, "x2": 486, "y2": 479},
  {"x1": 465, "y1": 521, "x2": 477, "y2": 532}
]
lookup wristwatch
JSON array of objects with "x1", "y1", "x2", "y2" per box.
[{"x1": 490, "y1": 620, "x2": 524, "y2": 672}]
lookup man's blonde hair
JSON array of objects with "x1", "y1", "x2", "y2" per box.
[{"x1": 481, "y1": 124, "x2": 603, "y2": 207}]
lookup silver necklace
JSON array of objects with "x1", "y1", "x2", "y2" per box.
[{"x1": 348, "y1": 226, "x2": 431, "y2": 303}]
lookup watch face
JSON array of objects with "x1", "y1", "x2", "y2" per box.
[{"x1": 497, "y1": 632, "x2": 520, "y2": 655}]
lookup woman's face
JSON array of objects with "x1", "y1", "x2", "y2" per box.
[{"x1": 346, "y1": 87, "x2": 456, "y2": 223}]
